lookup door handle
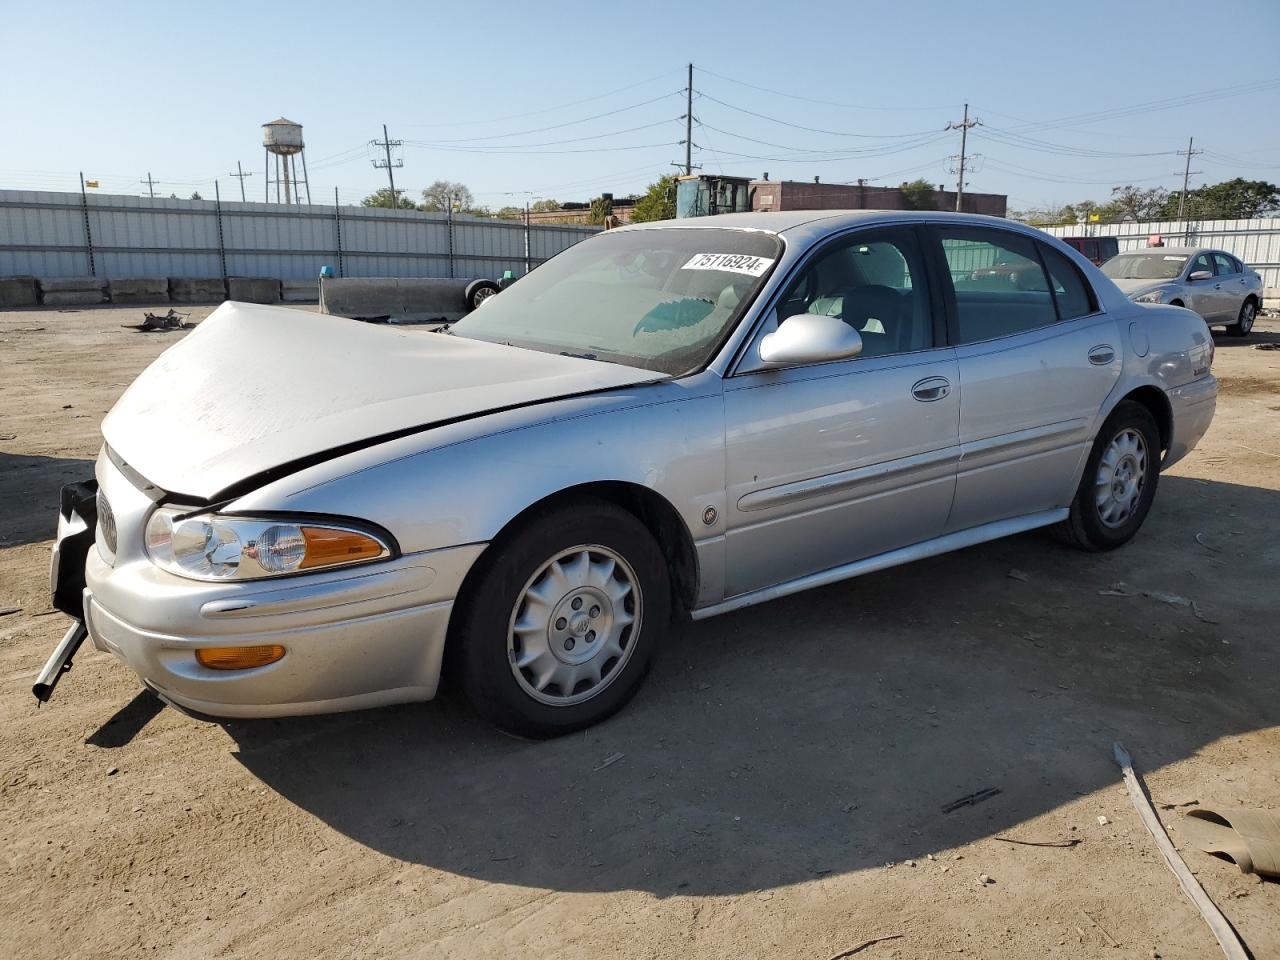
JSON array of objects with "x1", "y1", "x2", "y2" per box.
[
  {"x1": 911, "y1": 376, "x2": 950, "y2": 402},
  {"x1": 1088, "y1": 344, "x2": 1115, "y2": 365}
]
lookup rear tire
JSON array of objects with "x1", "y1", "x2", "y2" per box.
[
  {"x1": 464, "y1": 278, "x2": 500, "y2": 311},
  {"x1": 1226, "y1": 298, "x2": 1256, "y2": 337},
  {"x1": 1055, "y1": 400, "x2": 1161, "y2": 552},
  {"x1": 452, "y1": 499, "x2": 669, "y2": 738}
]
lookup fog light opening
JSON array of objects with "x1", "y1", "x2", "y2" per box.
[{"x1": 195, "y1": 644, "x2": 286, "y2": 671}]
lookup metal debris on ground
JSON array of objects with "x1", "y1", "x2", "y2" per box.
[
  {"x1": 826, "y1": 934, "x2": 904, "y2": 959},
  {"x1": 592, "y1": 751, "x2": 625, "y2": 772},
  {"x1": 993, "y1": 836, "x2": 1082, "y2": 848},
  {"x1": 1253, "y1": 342, "x2": 1279, "y2": 350},
  {"x1": 1112, "y1": 741, "x2": 1249, "y2": 960},
  {"x1": 123, "y1": 309, "x2": 195, "y2": 332},
  {"x1": 941, "y1": 786, "x2": 1001, "y2": 813},
  {"x1": 1195, "y1": 532, "x2": 1223, "y2": 553}
]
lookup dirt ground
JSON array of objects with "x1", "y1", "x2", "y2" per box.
[{"x1": 1, "y1": 302, "x2": 1278, "y2": 960}]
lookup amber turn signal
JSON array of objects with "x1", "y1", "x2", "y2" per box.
[
  {"x1": 299, "y1": 527, "x2": 386, "y2": 569},
  {"x1": 195, "y1": 644, "x2": 286, "y2": 671}
]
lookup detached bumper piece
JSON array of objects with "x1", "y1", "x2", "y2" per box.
[
  {"x1": 34, "y1": 478, "x2": 98, "y2": 704},
  {"x1": 32, "y1": 622, "x2": 89, "y2": 703}
]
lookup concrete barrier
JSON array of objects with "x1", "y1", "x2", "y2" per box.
[
  {"x1": 169, "y1": 278, "x2": 227, "y2": 304},
  {"x1": 319, "y1": 277, "x2": 478, "y2": 323},
  {"x1": 281, "y1": 279, "x2": 319, "y2": 303},
  {"x1": 40, "y1": 277, "x2": 108, "y2": 306},
  {"x1": 227, "y1": 277, "x2": 280, "y2": 304},
  {"x1": 108, "y1": 277, "x2": 168, "y2": 304},
  {"x1": 0, "y1": 276, "x2": 39, "y2": 308}
]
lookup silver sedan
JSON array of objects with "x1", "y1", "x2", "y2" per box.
[
  {"x1": 39, "y1": 211, "x2": 1217, "y2": 737},
  {"x1": 1102, "y1": 246, "x2": 1262, "y2": 336}
]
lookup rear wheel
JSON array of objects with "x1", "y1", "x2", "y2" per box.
[
  {"x1": 1055, "y1": 400, "x2": 1161, "y2": 551},
  {"x1": 464, "y1": 278, "x2": 500, "y2": 311},
  {"x1": 1226, "y1": 298, "x2": 1256, "y2": 337},
  {"x1": 453, "y1": 499, "x2": 669, "y2": 738}
]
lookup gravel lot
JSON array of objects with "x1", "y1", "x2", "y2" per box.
[{"x1": 1, "y1": 303, "x2": 1278, "y2": 960}]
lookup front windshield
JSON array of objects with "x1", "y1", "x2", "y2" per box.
[
  {"x1": 450, "y1": 228, "x2": 781, "y2": 376},
  {"x1": 1101, "y1": 253, "x2": 1187, "y2": 281}
]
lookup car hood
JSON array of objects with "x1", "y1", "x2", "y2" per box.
[
  {"x1": 102, "y1": 302, "x2": 665, "y2": 500},
  {"x1": 1109, "y1": 278, "x2": 1172, "y2": 297}
]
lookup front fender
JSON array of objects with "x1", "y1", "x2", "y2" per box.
[{"x1": 228, "y1": 375, "x2": 728, "y2": 593}]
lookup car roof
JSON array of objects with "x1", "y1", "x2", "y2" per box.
[
  {"x1": 617, "y1": 209, "x2": 1038, "y2": 236},
  {"x1": 1116, "y1": 246, "x2": 1222, "y2": 257}
]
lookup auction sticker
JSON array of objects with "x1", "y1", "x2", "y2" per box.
[{"x1": 682, "y1": 253, "x2": 774, "y2": 277}]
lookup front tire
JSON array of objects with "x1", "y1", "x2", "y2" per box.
[
  {"x1": 1226, "y1": 298, "x2": 1256, "y2": 337},
  {"x1": 453, "y1": 499, "x2": 670, "y2": 738},
  {"x1": 1055, "y1": 400, "x2": 1161, "y2": 551}
]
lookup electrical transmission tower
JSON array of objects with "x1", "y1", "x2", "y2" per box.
[
  {"x1": 945, "y1": 104, "x2": 981, "y2": 211},
  {"x1": 371, "y1": 124, "x2": 404, "y2": 207}
]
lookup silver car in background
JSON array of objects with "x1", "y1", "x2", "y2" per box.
[
  {"x1": 1102, "y1": 246, "x2": 1262, "y2": 336},
  {"x1": 39, "y1": 211, "x2": 1217, "y2": 738}
]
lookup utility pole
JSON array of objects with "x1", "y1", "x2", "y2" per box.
[
  {"x1": 684, "y1": 63, "x2": 693, "y2": 175},
  {"x1": 372, "y1": 123, "x2": 404, "y2": 207},
  {"x1": 1175, "y1": 136, "x2": 1204, "y2": 231},
  {"x1": 140, "y1": 172, "x2": 156, "y2": 199},
  {"x1": 229, "y1": 161, "x2": 253, "y2": 203},
  {"x1": 946, "y1": 103, "x2": 981, "y2": 212}
]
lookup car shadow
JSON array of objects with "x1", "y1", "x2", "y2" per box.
[
  {"x1": 0, "y1": 452, "x2": 95, "y2": 546},
  {"x1": 1213, "y1": 328, "x2": 1280, "y2": 348},
  {"x1": 224, "y1": 474, "x2": 1278, "y2": 897},
  {"x1": 85, "y1": 688, "x2": 166, "y2": 748}
]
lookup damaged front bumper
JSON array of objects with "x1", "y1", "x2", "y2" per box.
[{"x1": 32, "y1": 480, "x2": 98, "y2": 702}]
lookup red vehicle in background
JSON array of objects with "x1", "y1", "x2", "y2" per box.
[{"x1": 1061, "y1": 236, "x2": 1120, "y2": 265}]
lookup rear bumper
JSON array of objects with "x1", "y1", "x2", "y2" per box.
[
  {"x1": 83, "y1": 541, "x2": 486, "y2": 719},
  {"x1": 1164, "y1": 374, "x2": 1217, "y2": 469}
]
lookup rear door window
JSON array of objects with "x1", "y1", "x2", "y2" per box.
[
  {"x1": 937, "y1": 227, "x2": 1057, "y2": 344},
  {"x1": 1038, "y1": 243, "x2": 1097, "y2": 321}
]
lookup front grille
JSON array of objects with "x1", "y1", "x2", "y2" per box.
[{"x1": 97, "y1": 491, "x2": 117, "y2": 554}]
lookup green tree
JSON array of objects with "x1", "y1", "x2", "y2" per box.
[
  {"x1": 531, "y1": 198, "x2": 561, "y2": 212},
  {"x1": 494, "y1": 205, "x2": 524, "y2": 220},
  {"x1": 629, "y1": 175, "x2": 676, "y2": 223},
  {"x1": 190, "y1": 190, "x2": 203, "y2": 201},
  {"x1": 588, "y1": 194, "x2": 614, "y2": 225},
  {"x1": 1097, "y1": 185, "x2": 1169, "y2": 222},
  {"x1": 899, "y1": 178, "x2": 937, "y2": 211},
  {"x1": 361, "y1": 187, "x2": 416, "y2": 209},
  {"x1": 420, "y1": 180, "x2": 475, "y2": 213},
  {"x1": 1161, "y1": 178, "x2": 1280, "y2": 220}
]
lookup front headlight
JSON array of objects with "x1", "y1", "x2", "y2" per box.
[
  {"x1": 1133, "y1": 289, "x2": 1165, "y2": 304},
  {"x1": 144, "y1": 509, "x2": 392, "y2": 581}
]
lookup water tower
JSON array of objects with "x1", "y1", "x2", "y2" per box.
[{"x1": 262, "y1": 118, "x2": 311, "y2": 204}]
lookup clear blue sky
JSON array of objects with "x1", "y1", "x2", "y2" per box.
[{"x1": 3, "y1": 0, "x2": 1278, "y2": 211}]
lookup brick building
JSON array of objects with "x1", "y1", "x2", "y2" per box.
[{"x1": 751, "y1": 178, "x2": 1007, "y2": 217}]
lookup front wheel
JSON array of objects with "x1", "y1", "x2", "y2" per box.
[
  {"x1": 1055, "y1": 400, "x2": 1161, "y2": 551},
  {"x1": 452, "y1": 499, "x2": 670, "y2": 738},
  {"x1": 1226, "y1": 298, "x2": 1256, "y2": 337}
]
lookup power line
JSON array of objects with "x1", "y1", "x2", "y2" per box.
[
  {"x1": 402, "y1": 91, "x2": 681, "y2": 144},
  {"x1": 696, "y1": 92, "x2": 942, "y2": 139},
  {"x1": 696, "y1": 66, "x2": 954, "y2": 112},
  {"x1": 398, "y1": 70, "x2": 678, "y2": 128},
  {"x1": 406, "y1": 118, "x2": 677, "y2": 151}
]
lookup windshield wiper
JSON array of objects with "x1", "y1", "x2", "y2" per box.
[{"x1": 559, "y1": 350, "x2": 598, "y2": 361}]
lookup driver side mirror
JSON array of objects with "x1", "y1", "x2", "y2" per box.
[
  {"x1": 759, "y1": 312, "x2": 863, "y2": 367},
  {"x1": 1188, "y1": 270, "x2": 1212, "y2": 282}
]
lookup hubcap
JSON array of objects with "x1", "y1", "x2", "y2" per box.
[
  {"x1": 473, "y1": 286, "x2": 496, "y2": 306},
  {"x1": 1095, "y1": 428, "x2": 1147, "y2": 528},
  {"x1": 507, "y1": 545, "x2": 641, "y2": 706},
  {"x1": 1241, "y1": 302, "x2": 1255, "y2": 332}
]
